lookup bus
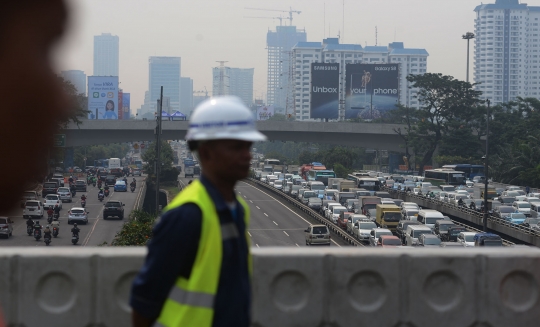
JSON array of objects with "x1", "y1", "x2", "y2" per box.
[
  {"x1": 424, "y1": 169, "x2": 466, "y2": 186},
  {"x1": 264, "y1": 159, "x2": 280, "y2": 166},
  {"x1": 108, "y1": 158, "x2": 121, "y2": 169},
  {"x1": 307, "y1": 169, "x2": 336, "y2": 186},
  {"x1": 441, "y1": 164, "x2": 484, "y2": 180},
  {"x1": 347, "y1": 175, "x2": 381, "y2": 193}
]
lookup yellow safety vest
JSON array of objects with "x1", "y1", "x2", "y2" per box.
[{"x1": 154, "y1": 179, "x2": 251, "y2": 327}]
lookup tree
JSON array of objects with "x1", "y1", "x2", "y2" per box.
[
  {"x1": 400, "y1": 73, "x2": 484, "y2": 174},
  {"x1": 58, "y1": 77, "x2": 89, "y2": 127},
  {"x1": 142, "y1": 141, "x2": 179, "y2": 183},
  {"x1": 333, "y1": 163, "x2": 350, "y2": 178}
]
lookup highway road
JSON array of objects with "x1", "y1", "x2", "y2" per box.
[
  {"x1": 0, "y1": 176, "x2": 146, "y2": 247},
  {"x1": 177, "y1": 175, "x2": 350, "y2": 247}
]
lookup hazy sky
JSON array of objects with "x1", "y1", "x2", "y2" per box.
[{"x1": 56, "y1": 0, "x2": 493, "y2": 110}]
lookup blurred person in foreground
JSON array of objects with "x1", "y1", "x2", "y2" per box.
[
  {"x1": 130, "y1": 97, "x2": 266, "y2": 327},
  {"x1": 0, "y1": 0, "x2": 70, "y2": 214}
]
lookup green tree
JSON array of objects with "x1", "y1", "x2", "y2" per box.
[
  {"x1": 58, "y1": 77, "x2": 89, "y2": 127},
  {"x1": 142, "y1": 141, "x2": 179, "y2": 183},
  {"x1": 333, "y1": 163, "x2": 351, "y2": 178},
  {"x1": 111, "y1": 210, "x2": 157, "y2": 246}
]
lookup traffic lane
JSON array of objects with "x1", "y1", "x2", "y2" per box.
[
  {"x1": 0, "y1": 176, "x2": 145, "y2": 246},
  {"x1": 237, "y1": 181, "x2": 347, "y2": 247}
]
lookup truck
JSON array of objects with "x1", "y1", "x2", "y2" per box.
[
  {"x1": 108, "y1": 158, "x2": 121, "y2": 169},
  {"x1": 337, "y1": 180, "x2": 356, "y2": 192},
  {"x1": 375, "y1": 204, "x2": 402, "y2": 231},
  {"x1": 273, "y1": 165, "x2": 284, "y2": 173},
  {"x1": 360, "y1": 196, "x2": 382, "y2": 218},
  {"x1": 300, "y1": 162, "x2": 327, "y2": 180},
  {"x1": 327, "y1": 178, "x2": 344, "y2": 190},
  {"x1": 263, "y1": 165, "x2": 273, "y2": 172},
  {"x1": 185, "y1": 166, "x2": 195, "y2": 178},
  {"x1": 287, "y1": 165, "x2": 300, "y2": 174}
]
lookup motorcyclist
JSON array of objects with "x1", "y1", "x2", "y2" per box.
[
  {"x1": 470, "y1": 201, "x2": 476, "y2": 210},
  {"x1": 47, "y1": 206, "x2": 54, "y2": 218},
  {"x1": 81, "y1": 194, "x2": 87, "y2": 201},
  {"x1": 34, "y1": 220, "x2": 42, "y2": 232},
  {"x1": 68, "y1": 175, "x2": 74, "y2": 184},
  {"x1": 123, "y1": 176, "x2": 128, "y2": 184},
  {"x1": 70, "y1": 183, "x2": 76, "y2": 195},
  {"x1": 130, "y1": 180, "x2": 136, "y2": 189},
  {"x1": 71, "y1": 223, "x2": 80, "y2": 236},
  {"x1": 53, "y1": 204, "x2": 61, "y2": 216},
  {"x1": 43, "y1": 225, "x2": 52, "y2": 238},
  {"x1": 97, "y1": 179, "x2": 102, "y2": 188},
  {"x1": 26, "y1": 218, "x2": 34, "y2": 229},
  {"x1": 51, "y1": 220, "x2": 60, "y2": 234},
  {"x1": 104, "y1": 184, "x2": 110, "y2": 191},
  {"x1": 458, "y1": 198, "x2": 465, "y2": 207}
]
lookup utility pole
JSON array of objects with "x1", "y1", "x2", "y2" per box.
[
  {"x1": 155, "y1": 86, "x2": 163, "y2": 213},
  {"x1": 462, "y1": 32, "x2": 475, "y2": 83},
  {"x1": 483, "y1": 99, "x2": 490, "y2": 232}
]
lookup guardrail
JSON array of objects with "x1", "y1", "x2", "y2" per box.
[
  {"x1": 246, "y1": 179, "x2": 363, "y2": 246},
  {"x1": 383, "y1": 187, "x2": 540, "y2": 246},
  {"x1": 3, "y1": 247, "x2": 540, "y2": 327}
]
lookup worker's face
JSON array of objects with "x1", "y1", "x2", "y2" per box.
[
  {"x1": 0, "y1": 0, "x2": 69, "y2": 213},
  {"x1": 199, "y1": 140, "x2": 252, "y2": 183}
]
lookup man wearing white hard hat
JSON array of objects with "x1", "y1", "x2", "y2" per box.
[{"x1": 130, "y1": 96, "x2": 266, "y2": 327}]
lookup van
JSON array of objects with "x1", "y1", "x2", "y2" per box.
[
  {"x1": 308, "y1": 181, "x2": 326, "y2": 196},
  {"x1": 304, "y1": 225, "x2": 331, "y2": 246},
  {"x1": 323, "y1": 189, "x2": 339, "y2": 200},
  {"x1": 417, "y1": 209, "x2": 445, "y2": 230},
  {"x1": 325, "y1": 202, "x2": 342, "y2": 220},
  {"x1": 335, "y1": 192, "x2": 355, "y2": 206},
  {"x1": 23, "y1": 200, "x2": 44, "y2": 219},
  {"x1": 405, "y1": 225, "x2": 433, "y2": 246},
  {"x1": 42, "y1": 182, "x2": 59, "y2": 197},
  {"x1": 21, "y1": 190, "x2": 39, "y2": 208}
]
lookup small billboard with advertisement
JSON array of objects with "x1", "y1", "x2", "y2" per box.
[
  {"x1": 122, "y1": 93, "x2": 131, "y2": 119},
  {"x1": 256, "y1": 106, "x2": 274, "y2": 121},
  {"x1": 87, "y1": 76, "x2": 119, "y2": 120},
  {"x1": 310, "y1": 63, "x2": 340, "y2": 119}
]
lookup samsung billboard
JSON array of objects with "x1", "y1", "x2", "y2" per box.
[
  {"x1": 310, "y1": 63, "x2": 340, "y2": 119},
  {"x1": 345, "y1": 64, "x2": 399, "y2": 120},
  {"x1": 87, "y1": 76, "x2": 119, "y2": 120}
]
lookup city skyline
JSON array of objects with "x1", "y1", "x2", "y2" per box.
[{"x1": 57, "y1": 0, "x2": 508, "y2": 111}]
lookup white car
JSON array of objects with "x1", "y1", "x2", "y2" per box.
[
  {"x1": 57, "y1": 187, "x2": 72, "y2": 203},
  {"x1": 455, "y1": 190, "x2": 470, "y2": 199},
  {"x1": 325, "y1": 202, "x2": 341, "y2": 221},
  {"x1": 23, "y1": 200, "x2": 44, "y2": 219},
  {"x1": 346, "y1": 214, "x2": 368, "y2": 235},
  {"x1": 353, "y1": 220, "x2": 377, "y2": 242},
  {"x1": 43, "y1": 194, "x2": 62, "y2": 210},
  {"x1": 68, "y1": 207, "x2": 89, "y2": 225},
  {"x1": 331, "y1": 206, "x2": 347, "y2": 224},
  {"x1": 457, "y1": 232, "x2": 476, "y2": 247}
]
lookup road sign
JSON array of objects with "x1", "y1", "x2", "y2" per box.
[
  {"x1": 141, "y1": 144, "x2": 146, "y2": 149},
  {"x1": 54, "y1": 134, "x2": 66, "y2": 147},
  {"x1": 133, "y1": 143, "x2": 139, "y2": 149}
]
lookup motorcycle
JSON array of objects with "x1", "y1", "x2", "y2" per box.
[
  {"x1": 92, "y1": 181, "x2": 96, "y2": 187},
  {"x1": 71, "y1": 189, "x2": 76, "y2": 197},
  {"x1": 81, "y1": 199, "x2": 86, "y2": 208},
  {"x1": 98, "y1": 193, "x2": 104, "y2": 202},
  {"x1": 27, "y1": 225, "x2": 33, "y2": 236},
  {"x1": 130, "y1": 185, "x2": 135, "y2": 193},
  {"x1": 53, "y1": 212, "x2": 60, "y2": 221},
  {"x1": 34, "y1": 229, "x2": 41, "y2": 241},
  {"x1": 44, "y1": 234, "x2": 51, "y2": 246},
  {"x1": 53, "y1": 227, "x2": 59, "y2": 238},
  {"x1": 72, "y1": 233, "x2": 79, "y2": 245},
  {"x1": 104, "y1": 189, "x2": 110, "y2": 197},
  {"x1": 47, "y1": 216, "x2": 53, "y2": 224}
]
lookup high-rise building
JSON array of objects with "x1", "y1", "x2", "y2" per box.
[
  {"x1": 61, "y1": 70, "x2": 86, "y2": 95},
  {"x1": 93, "y1": 33, "x2": 119, "y2": 76},
  {"x1": 474, "y1": 0, "x2": 540, "y2": 104},
  {"x1": 180, "y1": 77, "x2": 194, "y2": 112},
  {"x1": 267, "y1": 26, "x2": 307, "y2": 110},
  {"x1": 292, "y1": 39, "x2": 428, "y2": 121},
  {"x1": 212, "y1": 67, "x2": 254, "y2": 106},
  {"x1": 148, "y1": 56, "x2": 181, "y2": 112}
]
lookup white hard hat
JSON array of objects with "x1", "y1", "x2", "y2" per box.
[{"x1": 186, "y1": 96, "x2": 267, "y2": 143}]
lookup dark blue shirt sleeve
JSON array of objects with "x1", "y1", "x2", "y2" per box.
[{"x1": 130, "y1": 204, "x2": 202, "y2": 321}]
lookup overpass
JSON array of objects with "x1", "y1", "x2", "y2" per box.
[{"x1": 61, "y1": 120, "x2": 407, "y2": 151}]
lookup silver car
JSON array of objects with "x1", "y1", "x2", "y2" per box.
[
  {"x1": 57, "y1": 187, "x2": 72, "y2": 203},
  {"x1": 0, "y1": 217, "x2": 14, "y2": 238},
  {"x1": 68, "y1": 207, "x2": 89, "y2": 225},
  {"x1": 353, "y1": 220, "x2": 377, "y2": 242},
  {"x1": 305, "y1": 225, "x2": 331, "y2": 246}
]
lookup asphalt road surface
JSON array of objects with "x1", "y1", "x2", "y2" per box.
[{"x1": 0, "y1": 176, "x2": 146, "y2": 247}]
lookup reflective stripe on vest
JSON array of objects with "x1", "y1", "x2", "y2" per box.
[{"x1": 154, "y1": 179, "x2": 251, "y2": 327}]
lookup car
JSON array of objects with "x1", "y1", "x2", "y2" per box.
[
  {"x1": 465, "y1": 180, "x2": 474, "y2": 188},
  {"x1": 304, "y1": 225, "x2": 331, "y2": 246},
  {"x1": 43, "y1": 194, "x2": 62, "y2": 210},
  {"x1": 440, "y1": 242, "x2": 467, "y2": 248},
  {"x1": 21, "y1": 190, "x2": 39, "y2": 208},
  {"x1": 325, "y1": 202, "x2": 341, "y2": 221},
  {"x1": 457, "y1": 232, "x2": 477, "y2": 247},
  {"x1": 74, "y1": 180, "x2": 87, "y2": 192},
  {"x1": 523, "y1": 218, "x2": 540, "y2": 230},
  {"x1": 369, "y1": 228, "x2": 393, "y2": 246},
  {"x1": 405, "y1": 225, "x2": 433, "y2": 246},
  {"x1": 68, "y1": 207, "x2": 89, "y2": 224},
  {"x1": 442, "y1": 226, "x2": 468, "y2": 242},
  {"x1": 474, "y1": 233, "x2": 503, "y2": 246},
  {"x1": 418, "y1": 234, "x2": 442, "y2": 247},
  {"x1": 493, "y1": 205, "x2": 514, "y2": 219},
  {"x1": 505, "y1": 212, "x2": 527, "y2": 225},
  {"x1": 132, "y1": 168, "x2": 142, "y2": 176},
  {"x1": 512, "y1": 201, "x2": 531, "y2": 217},
  {"x1": 346, "y1": 214, "x2": 368, "y2": 235},
  {"x1": 103, "y1": 200, "x2": 125, "y2": 219},
  {"x1": 346, "y1": 199, "x2": 359, "y2": 212},
  {"x1": 57, "y1": 187, "x2": 72, "y2": 203},
  {"x1": 23, "y1": 200, "x2": 44, "y2": 219},
  {"x1": 301, "y1": 191, "x2": 317, "y2": 205},
  {"x1": 396, "y1": 220, "x2": 421, "y2": 244},
  {"x1": 0, "y1": 217, "x2": 14, "y2": 238},
  {"x1": 434, "y1": 220, "x2": 456, "y2": 239},
  {"x1": 472, "y1": 176, "x2": 486, "y2": 184},
  {"x1": 497, "y1": 196, "x2": 516, "y2": 205},
  {"x1": 352, "y1": 220, "x2": 376, "y2": 242},
  {"x1": 307, "y1": 197, "x2": 322, "y2": 211},
  {"x1": 330, "y1": 205, "x2": 347, "y2": 224},
  {"x1": 114, "y1": 180, "x2": 128, "y2": 192},
  {"x1": 377, "y1": 235, "x2": 402, "y2": 247},
  {"x1": 337, "y1": 212, "x2": 354, "y2": 230},
  {"x1": 502, "y1": 191, "x2": 520, "y2": 198},
  {"x1": 41, "y1": 181, "x2": 59, "y2": 197},
  {"x1": 297, "y1": 189, "x2": 307, "y2": 202},
  {"x1": 105, "y1": 175, "x2": 117, "y2": 186}
]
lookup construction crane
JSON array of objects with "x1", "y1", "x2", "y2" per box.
[
  {"x1": 244, "y1": 16, "x2": 284, "y2": 26},
  {"x1": 244, "y1": 7, "x2": 301, "y2": 26}
]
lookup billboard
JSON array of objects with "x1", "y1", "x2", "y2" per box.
[
  {"x1": 118, "y1": 90, "x2": 123, "y2": 120},
  {"x1": 310, "y1": 63, "x2": 340, "y2": 119},
  {"x1": 345, "y1": 64, "x2": 399, "y2": 120},
  {"x1": 87, "y1": 76, "x2": 119, "y2": 120},
  {"x1": 256, "y1": 106, "x2": 274, "y2": 121},
  {"x1": 122, "y1": 93, "x2": 131, "y2": 119}
]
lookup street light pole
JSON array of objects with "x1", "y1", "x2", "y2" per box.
[
  {"x1": 155, "y1": 86, "x2": 163, "y2": 214},
  {"x1": 462, "y1": 32, "x2": 475, "y2": 83},
  {"x1": 483, "y1": 99, "x2": 490, "y2": 232}
]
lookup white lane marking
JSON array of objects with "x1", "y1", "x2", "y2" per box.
[
  {"x1": 244, "y1": 195, "x2": 247, "y2": 199},
  {"x1": 283, "y1": 231, "x2": 289, "y2": 236},
  {"x1": 331, "y1": 239, "x2": 341, "y2": 247},
  {"x1": 256, "y1": 206, "x2": 260, "y2": 209},
  {"x1": 263, "y1": 213, "x2": 268, "y2": 217},
  {"x1": 249, "y1": 200, "x2": 253, "y2": 203},
  {"x1": 273, "y1": 221, "x2": 278, "y2": 226},
  {"x1": 296, "y1": 243, "x2": 300, "y2": 247},
  {"x1": 82, "y1": 212, "x2": 102, "y2": 246},
  {"x1": 247, "y1": 231, "x2": 252, "y2": 237},
  {"x1": 256, "y1": 244, "x2": 260, "y2": 248}
]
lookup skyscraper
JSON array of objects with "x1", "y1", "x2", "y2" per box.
[
  {"x1": 212, "y1": 67, "x2": 254, "y2": 106},
  {"x1": 149, "y1": 57, "x2": 181, "y2": 112},
  {"x1": 474, "y1": 0, "x2": 540, "y2": 104},
  {"x1": 61, "y1": 70, "x2": 86, "y2": 95},
  {"x1": 93, "y1": 33, "x2": 119, "y2": 76},
  {"x1": 180, "y1": 77, "x2": 194, "y2": 112},
  {"x1": 267, "y1": 26, "x2": 307, "y2": 110}
]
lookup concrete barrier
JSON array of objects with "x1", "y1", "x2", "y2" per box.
[{"x1": 1, "y1": 247, "x2": 540, "y2": 327}]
